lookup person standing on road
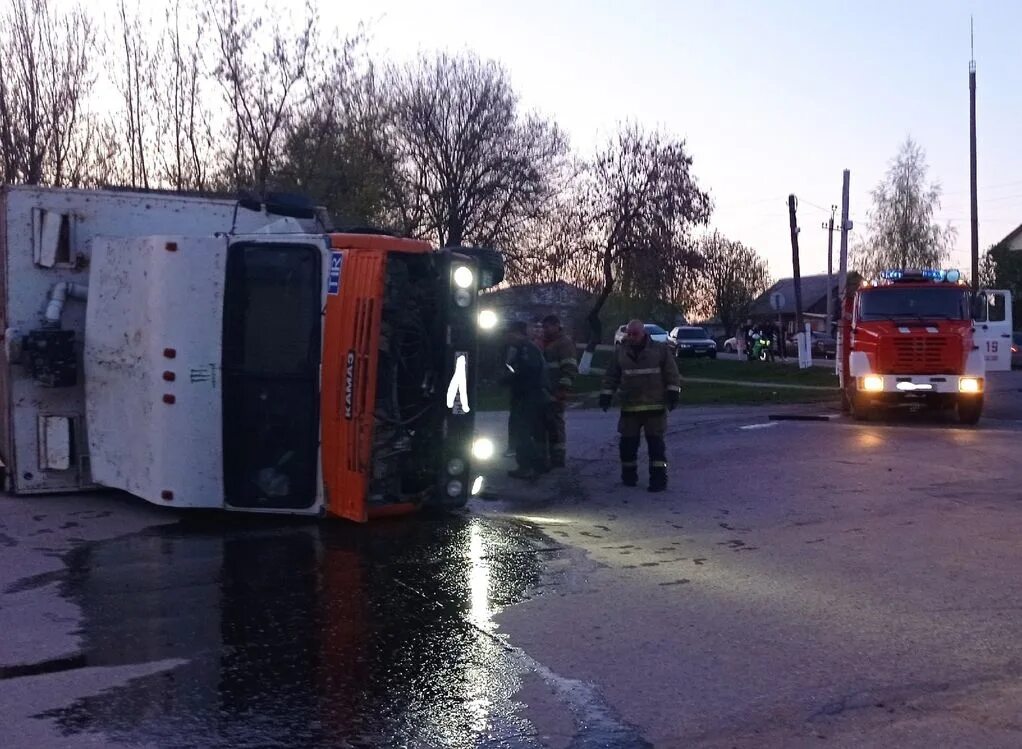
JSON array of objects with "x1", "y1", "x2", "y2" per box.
[
  {"x1": 599, "y1": 319, "x2": 681, "y2": 493},
  {"x1": 540, "y1": 314, "x2": 578, "y2": 468},
  {"x1": 503, "y1": 321, "x2": 550, "y2": 480}
]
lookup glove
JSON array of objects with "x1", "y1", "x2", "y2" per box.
[
  {"x1": 599, "y1": 393, "x2": 611, "y2": 412},
  {"x1": 666, "y1": 390, "x2": 679, "y2": 411}
]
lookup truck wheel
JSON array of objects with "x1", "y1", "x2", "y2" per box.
[
  {"x1": 849, "y1": 391, "x2": 873, "y2": 421},
  {"x1": 956, "y1": 396, "x2": 983, "y2": 425}
]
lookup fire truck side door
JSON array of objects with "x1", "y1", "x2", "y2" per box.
[{"x1": 974, "y1": 289, "x2": 1013, "y2": 372}]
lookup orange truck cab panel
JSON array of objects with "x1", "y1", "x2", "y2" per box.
[{"x1": 320, "y1": 233, "x2": 502, "y2": 521}]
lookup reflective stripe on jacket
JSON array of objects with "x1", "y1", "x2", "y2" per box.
[
  {"x1": 543, "y1": 333, "x2": 578, "y2": 388},
  {"x1": 601, "y1": 338, "x2": 681, "y2": 412}
]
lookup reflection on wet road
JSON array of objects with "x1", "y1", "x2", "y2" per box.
[{"x1": 40, "y1": 514, "x2": 555, "y2": 748}]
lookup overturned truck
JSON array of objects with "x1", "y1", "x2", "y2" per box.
[{"x1": 0, "y1": 186, "x2": 503, "y2": 521}]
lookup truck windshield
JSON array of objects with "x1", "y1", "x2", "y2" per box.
[{"x1": 858, "y1": 287, "x2": 970, "y2": 321}]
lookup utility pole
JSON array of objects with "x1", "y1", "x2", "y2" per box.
[
  {"x1": 822, "y1": 206, "x2": 837, "y2": 336},
  {"x1": 969, "y1": 17, "x2": 979, "y2": 292},
  {"x1": 837, "y1": 171, "x2": 851, "y2": 388},
  {"x1": 788, "y1": 195, "x2": 804, "y2": 337}
]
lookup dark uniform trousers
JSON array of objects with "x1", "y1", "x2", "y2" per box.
[{"x1": 618, "y1": 410, "x2": 668, "y2": 488}]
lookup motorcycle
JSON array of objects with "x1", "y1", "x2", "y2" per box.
[{"x1": 747, "y1": 333, "x2": 775, "y2": 362}]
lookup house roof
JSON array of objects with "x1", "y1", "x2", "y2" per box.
[
  {"x1": 482, "y1": 280, "x2": 592, "y2": 303},
  {"x1": 993, "y1": 223, "x2": 1022, "y2": 251},
  {"x1": 749, "y1": 274, "x2": 837, "y2": 316}
]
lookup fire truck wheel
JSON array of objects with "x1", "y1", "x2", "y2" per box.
[
  {"x1": 849, "y1": 391, "x2": 873, "y2": 421},
  {"x1": 956, "y1": 396, "x2": 983, "y2": 425}
]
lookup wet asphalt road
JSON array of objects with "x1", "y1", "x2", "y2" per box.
[{"x1": 2, "y1": 371, "x2": 1022, "y2": 748}]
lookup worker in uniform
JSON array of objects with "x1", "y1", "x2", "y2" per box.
[
  {"x1": 540, "y1": 314, "x2": 578, "y2": 468},
  {"x1": 503, "y1": 321, "x2": 550, "y2": 480},
  {"x1": 599, "y1": 319, "x2": 681, "y2": 493}
]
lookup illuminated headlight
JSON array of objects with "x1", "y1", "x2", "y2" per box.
[
  {"x1": 446, "y1": 480, "x2": 464, "y2": 498},
  {"x1": 471, "y1": 438, "x2": 495, "y2": 461},
  {"x1": 861, "y1": 375, "x2": 884, "y2": 392},
  {"x1": 454, "y1": 288, "x2": 472, "y2": 307},
  {"x1": 453, "y1": 266, "x2": 474, "y2": 289},
  {"x1": 959, "y1": 377, "x2": 982, "y2": 394},
  {"x1": 471, "y1": 477, "x2": 484, "y2": 496},
  {"x1": 478, "y1": 309, "x2": 498, "y2": 330},
  {"x1": 447, "y1": 458, "x2": 466, "y2": 476}
]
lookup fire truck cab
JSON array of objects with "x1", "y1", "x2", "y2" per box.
[{"x1": 840, "y1": 268, "x2": 1012, "y2": 425}]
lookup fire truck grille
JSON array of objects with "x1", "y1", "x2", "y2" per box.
[{"x1": 889, "y1": 336, "x2": 950, "y2": 373}]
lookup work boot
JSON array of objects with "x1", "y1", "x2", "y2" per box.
[
  {"x1": 621, "y1": 465, "x2": 638, "y2": 487},
  {"x1": 648, "y1": 467, "x2": 667, "y2": 493}
]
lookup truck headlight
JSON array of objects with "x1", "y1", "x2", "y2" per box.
[
  {"x1": 862, "y1": 375, "x2": 884, "y2": 392},
  {"x1": 453, "y1": 266, "x2": 474, "y2": 289},
  {"x1": 959, "y1": 377, "x2": 982, "y2": 393},
  {"x1": 446, "y1": 480, "x2": 464, "y2": 498},
  {"x1": 478, "y1": 309, "x2": 498, "y2": 330},
  {"x1": 447, "y1": 458, "x2": 466, "y2": 476},
  {"x1": 472, "y1": 438, "x2": 494, "y2": 460},
  {"x1": 471, "y1": 477, "x2": 484, "y2": 496}
]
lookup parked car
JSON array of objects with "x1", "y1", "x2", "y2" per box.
[
  {"x1": 1013, "y1": 332, "x2": 1022, "y2": 369},
  {"x1": 669, "y1": 326, "x2": 717, "y2": 358},
  {"x1": 614, "y1": 323, "x2": 670, "y2": 345},
  {"x1": 786, "y1": 331, "x2": 837, "y2": 359}
]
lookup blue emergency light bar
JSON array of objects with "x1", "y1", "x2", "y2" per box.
[{"x1": 878, "y1": 268, "x2": 962, "y2": 283}]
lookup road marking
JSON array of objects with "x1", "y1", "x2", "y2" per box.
[{"x1": 740, "y1": 422, "x2": 779, "y2": 430}]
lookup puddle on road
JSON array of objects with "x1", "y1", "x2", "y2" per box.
[{"x1": 34, "y1": 514, "x2": 558, "y2": 749}]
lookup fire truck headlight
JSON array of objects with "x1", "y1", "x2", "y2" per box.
[
  {"x1": 471, "y1": 476, "x2": 484, "y2": 496},
  {"x1": 447, "y1": 458, "x2": 466, "y2": 476},
  {"x1": 454, "y1": 288, "x2": 472, "y2": 307},
  {"x1": 478, "y1": 309, "x2": 498, "y2": 330},
  {"x1": 453, "y1": 266, "x2": 474, "y2": 289},
  {"x1": 959, "y1": 377, "x2": 982, "y2": 394},
  {"x1": 862, "y1": 375, "x2": 884, "y2": 393},
  {"x1": 471, "y1": 438, "x2": 495, "y2": 461},
  {"x1": 446, "y1": 480, "x2": 464, "y2": 498}
]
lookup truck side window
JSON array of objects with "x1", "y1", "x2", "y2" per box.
[
  {"x1": 988, "y1": 293, "x2": 1006, "y2": 323},
  {"x1": 973, "y1": 293, "x2": 988, "y2": 322}
]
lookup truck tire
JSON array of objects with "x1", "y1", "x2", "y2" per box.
[
  {"x1": 849, "y1": 391, "x2": 873, "y2": 421},
  {"x1": 956, "y1": 396, "x2": 983, "y2": 425}
]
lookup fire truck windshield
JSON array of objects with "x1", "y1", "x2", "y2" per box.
[{"x1": 859, "y1": 286, "x2": 971, "y2": 321}]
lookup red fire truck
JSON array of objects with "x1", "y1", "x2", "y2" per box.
[{"x1": 840, "y1": 268, "x2": 1013, "y2": 424}]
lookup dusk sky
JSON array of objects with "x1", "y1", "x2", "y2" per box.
[
  {"x1": 332, "y1": 0, "x2": 1021, "y2": 279},
  {"x1": 77, "y1": 0, "x2": 1022, "y2": 280}
]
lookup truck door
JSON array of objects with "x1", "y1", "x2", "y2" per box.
[
  {"x1": 84, "y1": 236, "x2": 228, "y2": 508},
  {"x1": 974, "y1": 289, "x2": 1013, "y2": 372},
  {"x1": 222, "y1": 235, "x2": 328, "y2": 512}
]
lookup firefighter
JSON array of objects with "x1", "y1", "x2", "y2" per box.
[
  {"x1": 540, "y1": 314, "x2": 578, "y2": 468},
  {"x1": 503, "y1": 321, "x2": 550, "y2": 480},
  {"x1": 599, "y1": 319, "x2": 681, "y2": 493}
]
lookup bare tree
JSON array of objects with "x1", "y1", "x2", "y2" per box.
[
  {"x1": 0, "y1": 0, "x2": 99, "y2": 185},
  {"x1": 578, "y1": 125, "x2": 712, "y2": 349},
  {"x1": 381, "y1": 51, "x2": 568, "y2": 248},
  {"x1": 695, "y1": 231, "x2": 771, "y2": 336},
  {"x1": 157, "y1": 0, "x2": 218, "y2": 191},
  {"x1": 275, "y1": 35, "x2": 397, "y2": 224},
  {"x1": 208, "y1": 0, "x2": 315, "y2": 193},
  {"x1": 854, "y1": 137, "x2": 956, "y2": 278}
]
